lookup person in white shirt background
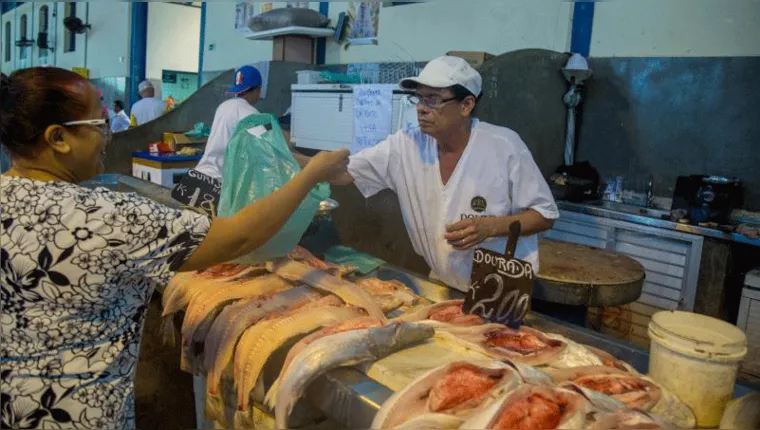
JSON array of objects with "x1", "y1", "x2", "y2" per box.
[
  {"x1": 194, "y1": 65, "x2": 263, "y2": 180},
  {"x1": 332, "y1": 56, "x2": 559, "y2": 292},
  {"x1": 195, "y1": 66, "x2": 309, "y2": 180},
  {"x1": 129, "y1": 80, "x2": 168, "y2": 127},
  {"x1": 110, "y1": 100, "x2": 131, "y2": 133}
]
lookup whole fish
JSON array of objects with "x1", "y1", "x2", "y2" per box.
[
  {"x1": 204, "y1": 286, "x2": 321, "y2": 397},
  {"x1": 232, "y1": 304, "x2": 366, "y2": 428},
  {"x1": 269, "y1": 259, "x2": 386, "y2": 321},
  {"x1": 263, "y1": 317, "x2": 385, "y2": 409},
  {"x1": 180, "y1": 274, "x2": 293, "y2": 372},
  {"x1": 273, "y1": 322, "x2": 434, "y2": 429}
]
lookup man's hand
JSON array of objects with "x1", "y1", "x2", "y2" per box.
[{"x1": 444, "y1": 218, "x2": 494, "y2": 250}]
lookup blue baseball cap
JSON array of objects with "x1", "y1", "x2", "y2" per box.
[{"x1": 229, "y1": 65, "x2": 262, "y2": 94}]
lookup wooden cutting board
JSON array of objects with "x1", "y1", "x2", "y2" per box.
[{"x1": 361, "y1": 333, "x2": 492, "y2": 392}]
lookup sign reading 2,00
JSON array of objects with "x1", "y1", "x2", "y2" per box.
[
  {"x1": 468, "y1": 273, "x2": 531, "y2": 325},
  {"x1": 463, "y1": 248, "x2": 534, "y2": 327}
]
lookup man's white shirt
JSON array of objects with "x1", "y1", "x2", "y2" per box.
[{"x1": 348, "y1": 119, "x2": 559, "y2": 291}]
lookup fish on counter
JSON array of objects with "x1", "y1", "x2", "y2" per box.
[
  {"x1": 232, "y1": 303, "x2": 366, "y2": 427},
  {"x1": 371, "y1": 360, "x2": 521, "y2": 429},
  {"x1": 180, "y1": 274, "x2": 294, "y2": 372},
  {"x1": 160, "y1": 264, "x2": 261, "y2": 345},
  {"x1": 202, "y1": 286, "x2": 323, "y2": 399},
  {"x1": 545, "y1": 366, "x2": 662, "y2": 410},
  {"x1": 589, "y1": 409, "x2": 671, "y2": 429},
  {"x1": 273, "y1": 322, "x2": 435, "y2": 430},
  {"x1": 268, "y1": 259, "x2": 386, "y2": 321},
  {"x1": 264, "y1": 317, "x2": 385, "y2": 409},
  {"x1": 460, "y1": 384, "x2": 589, "y2": 429},
  {"x1": 288, "y1": 246, "x2": 357, "y2": 278},
  {"x1": 436, "y1": 323, "x2": 568, "y2": 366},
  {"x1": 393, "y1": 299, "x2": 484, "y2": 326},
  {"x1": 355, "y1": 277, "x2": 423, "y2": 310}
]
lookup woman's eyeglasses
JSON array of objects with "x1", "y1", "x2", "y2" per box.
[{"x1": 63, "y1": 119, "x2": 111, "y2": 136}]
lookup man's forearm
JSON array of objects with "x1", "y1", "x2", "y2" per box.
[{"x1": 486, "y1": 209, "x2": 555, "y2": 237}]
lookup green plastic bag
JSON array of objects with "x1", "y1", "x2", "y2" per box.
[{"x1": 217, "y1": 113, "x2": 329, "y2": 263}]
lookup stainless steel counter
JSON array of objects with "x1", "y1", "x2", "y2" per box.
[
  {"x1": 558, "y1": 200, "x2": 760, "y2": 247},
  {"x1": 301, "y1": 265, "x2": 758, "y2": 429}
]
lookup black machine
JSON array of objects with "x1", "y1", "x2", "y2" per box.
[{"x1": 671, "y1": 175, "x2": 743, "y2": 225}]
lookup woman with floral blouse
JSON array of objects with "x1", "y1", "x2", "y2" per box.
[{"x1": 0, "y1": 67, "x2": 348, "y2": 429}]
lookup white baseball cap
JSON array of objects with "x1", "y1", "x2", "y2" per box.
[
  {"x1": 138, "y1": 80, "x2": 154, "y2": 92},
  {"x1": 400, "y1": 56, "x2": 482, "y2": 98}
]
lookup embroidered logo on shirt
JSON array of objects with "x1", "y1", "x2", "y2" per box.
[{"x1": 471, "y1": 196, "x2": 487, "y2": 213}]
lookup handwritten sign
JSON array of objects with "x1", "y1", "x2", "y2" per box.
[
  {"x1": 463, "y1": 222, "x2": 534, "y2": 328},
  {"x1": 352, "y1": 84, "x2": 393, "y2": 154},
  {"x1": 171, "y1": 169, "x2": 221, "y2": 218}
]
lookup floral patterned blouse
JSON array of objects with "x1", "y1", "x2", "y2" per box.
[{"x1": 0, "y1": 176, "x2": 210, "y2": 429}]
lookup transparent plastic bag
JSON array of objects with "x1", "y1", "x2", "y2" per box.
[{"x1": 217, "y1": 113, "x2": 329, "y2": 264}]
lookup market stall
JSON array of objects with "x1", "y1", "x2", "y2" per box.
[{"x1": 158, "y1": 247, "x2": 753, "y2": 430}]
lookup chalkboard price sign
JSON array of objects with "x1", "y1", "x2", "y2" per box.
[
  {"x1": 171, "y1": 169, "x2": 221, "y2": 217},
  {"x1": 463, "y1": 221, "x2": 534, "y2": 328}
]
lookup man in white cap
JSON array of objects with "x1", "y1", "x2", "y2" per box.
[
  {"x1": 333, "y1": 56, "x2": 559, "y2": 292},
  {"x1": 129, "y1": 80, "x2": 168, "y2": 127}
]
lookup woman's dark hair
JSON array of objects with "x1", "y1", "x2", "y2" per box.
[
  {"x1": 114, "y1": 100, "x2": 125, "y2": 110},
  {"x1": 0, "y1": 67, "x2": 92, "y2": 158},
  {"x1": 450, "y1": 84, "x2": 482, "y2": 102}
]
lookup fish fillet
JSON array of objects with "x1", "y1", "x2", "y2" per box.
[
  {"x1": 273, "y1": 322, "x2": 434, "y2": 429},
  {"x1": 263, "y1": 317, "x2": 385, "y2": 409},
  {"x1": 547, "y1": 366, "x2": 662, "y2": 410},
  {"x1": 371, "y1": 360, "x2": 520, "y2": 429},
  {"x1": 436, "y1": 323, "x2": 567, "y2": 366},
  {"x1": 269, "y1": 259, "x2": 386, "y2": 321},
  {"x1": 355, "y1": 278, "x2": 420, "y2": 307},
  {"x1": 461, "y1": 384, "x2": 588, "y2": 430},
  {"x1": 393, "y1": 300, "x2": 483, "y2": 326},
  {"x1": 180, "y1": 274, "x2": 293, "y2": 372},
  {"x1": 233, "y1": 304, "x2": 365, "y2": 424}
]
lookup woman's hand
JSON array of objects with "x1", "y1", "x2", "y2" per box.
[{"x1": 303, "y1": 149, "x2": 350, "y2": 184}]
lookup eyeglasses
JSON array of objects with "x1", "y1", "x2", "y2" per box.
[
  {"x1": 63, "y1": 119, "x2": 111, "y2": 136},
  {"x1": 407, "y1": 94, "x2": 459, "y2": 109}
]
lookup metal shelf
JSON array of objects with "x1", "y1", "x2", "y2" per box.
[{"x1": 245, "y1": 26, "x2": 334, "y2": 41}]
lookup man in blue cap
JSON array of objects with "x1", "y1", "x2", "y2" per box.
[{"x1": 195, "y1": 65, "x2": 264, "y2": 180}]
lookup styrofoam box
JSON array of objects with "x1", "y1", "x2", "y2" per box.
[{"x1": 738, "y1": 269, "x2": 760, "y2": 377}]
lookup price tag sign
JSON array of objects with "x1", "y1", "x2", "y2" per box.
[
  {"x1": 462, "y1": 222, "x2": 534, "y2": 328},
  {"x1": 171, "y1": 169, "x2": 221, "y2": 218}
]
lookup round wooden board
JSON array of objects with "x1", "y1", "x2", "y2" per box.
[{"x1": 534, "y1": 239, "x2": 645, "y2": 307}]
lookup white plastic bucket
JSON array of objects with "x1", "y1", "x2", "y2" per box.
[{"x1": 648, "y1": 310, "x2": 747, "y2": 427}]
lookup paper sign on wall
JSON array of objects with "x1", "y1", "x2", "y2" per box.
[{"x1": 352, "y1": 84, "x2": 393, "y2": 154}]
